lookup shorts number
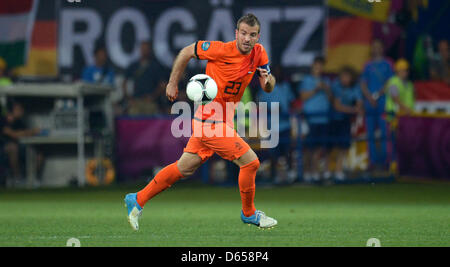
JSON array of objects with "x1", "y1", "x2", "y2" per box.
[{"x1": 224, "y1": 81, "x2": 242, "y2": 95}]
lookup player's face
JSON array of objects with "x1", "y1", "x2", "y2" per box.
[{"x1": 235, "y1": 23, "x2": 260, "y2": 54}]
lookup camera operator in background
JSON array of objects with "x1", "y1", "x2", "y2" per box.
[
  {"x1": 81, "y1": 45, "x2": 115, "y2": 86},
  {"x1": 122, "y1": 41, "x2": 168, "y2": 115},
  {"x1": 0, "y1": 101, "x2": 43, "y2": 187}
]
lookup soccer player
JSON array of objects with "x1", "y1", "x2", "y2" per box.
[{"x1": 124, "y1": 13, "x2": 277, "y2": 230}]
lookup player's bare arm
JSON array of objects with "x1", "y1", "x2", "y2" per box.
[
  {"x1": 166, "y1": 43, "x2": 196, "y2": 102},
  {"x1": 257, "y1": 67, "x2": 276, "y2": 93}
]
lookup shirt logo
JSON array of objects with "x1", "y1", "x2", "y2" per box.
[
  {"x1": 202, "y1": 42, "x2": 210, "y2": 51},
  {"x1": 248, "y1": 60, "x2": 255, "y2": 74}
]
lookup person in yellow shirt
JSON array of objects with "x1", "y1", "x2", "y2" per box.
[
  {"x1": 385, "y1": 58, "x2": 415, "y2": 173},
  {"x1": 385, "y1": 58, "x2": 415, "y2": 122}
]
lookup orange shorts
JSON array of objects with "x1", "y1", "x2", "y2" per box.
[{"x1": 183, "y1": 119, "x2": 250, "y2": 162}]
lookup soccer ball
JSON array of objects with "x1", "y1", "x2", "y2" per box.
[{"x1": 186, "y1": 74, "x2": 218, "y2": 105}]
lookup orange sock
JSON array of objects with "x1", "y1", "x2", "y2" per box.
[
  {"x1": 136, "y1": 161, "x2": 184, "y2": 207},
  {"x1": 239, "y1": 159, "x2": 259, "y2": 217}
]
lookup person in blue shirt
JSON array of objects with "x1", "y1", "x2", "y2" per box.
[
  {"x1": 331, "y1": 66, "x2": 363, "y2": 181},
  {"x1": 298, "y1": 56, "x2": 332, "y2": 182},
  {"x1": 360, "y1": 39, "x2": 394, "y2": 170},
  {"x1": 258, "y1": 65, "x2": 296, "y2": 183},
  {"x1": 122, "y1": 41, "x2": 168, "y2": 115},
  {"x1": 81, "y1": 46, "x2": 115, "y2": 86}
]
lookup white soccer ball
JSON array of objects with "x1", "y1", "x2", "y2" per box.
[{"x1": 186, "y1": 74, "x2": 218, "y2": 105}]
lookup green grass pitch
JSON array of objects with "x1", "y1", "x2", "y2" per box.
[{"x1": 0, "y1": 182, "x2": 449, "y2": 247}]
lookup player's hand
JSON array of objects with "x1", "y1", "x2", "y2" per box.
[
  {"x1": 166, "y1": 82, "x2": 178, "y2": 102},
  {"x1": 257, "y1": 67, "x2": 270, "y2": 85}
]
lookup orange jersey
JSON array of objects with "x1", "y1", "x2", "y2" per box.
[{"x1": 194, "y1": 40, "x2": 269, "y2": 127}]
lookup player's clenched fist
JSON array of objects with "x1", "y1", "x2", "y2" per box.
[{"x1": 166, "y1": 82, "x2": 178, "y2": 102}]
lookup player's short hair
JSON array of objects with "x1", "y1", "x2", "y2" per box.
[{"x1": 236, "y1": 13, "x2": 261, "y2": 33}]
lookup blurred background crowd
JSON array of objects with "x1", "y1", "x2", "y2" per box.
[{"x1": 0, "y1": 0, "x2": 448, "y2": 188}]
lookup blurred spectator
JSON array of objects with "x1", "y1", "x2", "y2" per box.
[
  {"x1": 360, "y1": 39, "x2": 394, "y2": 170},
  {"x1": 330, "y1": 66, "x2": 363, "y2": 181},
  {"x1": 81, "y1": 46, "x2": 115, "y2": 86},
  {"x1": 122, "y1": 41, "x2": 168, "y2": 115},
  {"x1": 257, "y1": 65, "x2": 296, "y2": 184},
  {"x1": 0, "y1": 57, "x2": 12, "y2": 87},
  {"x1": 385, "y1": 58, "x2": 415, "y2": 168},
  {"x1": 429, "y1": 40, "x2": 450, "y2": 84},
  {"x1": 298, "y1": 56, "x2": 332, "y2": 182},
  {"x1": 0, "y1": 101, "x2": 43, "y2": 187},
  {"x1": 385, "y1": 59, "x2": 415, "y2": 120}
]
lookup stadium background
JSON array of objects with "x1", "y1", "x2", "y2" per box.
[
  {"x1": 0, "y1": 0, "x2": 449, "y2": 186},
  {"x1": 0, "y1": 0, "x2": 449, "y2": 247}
]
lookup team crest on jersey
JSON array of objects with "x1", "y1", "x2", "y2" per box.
[{"x1": 202, "y1": 42, "x2": 210, "y2": 51}]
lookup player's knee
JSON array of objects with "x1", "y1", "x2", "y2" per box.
[
  {"x1": 253, "y1": 158, "x2": 261, "y2": 170},
  {"x1": 178, "y1": 161, "x2": 201, "y2": 177},
  {"x1": 177, "y1": 152, "x2": 203, "y2": 177},
  {"x1": 241, "y1": 158, "x2": 260, "y2": 172}
]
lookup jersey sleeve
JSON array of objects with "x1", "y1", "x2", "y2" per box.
[{"x1": 195, "y1": 40, "x2": 224, "y2": 61}]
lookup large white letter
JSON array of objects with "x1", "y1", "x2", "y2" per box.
[
  {"x1": 105, "y1": 8, "x2": 150, "y2": 68},
  {"x1": 171, "y1": 101, "x2": 192, "y2": 138},
  {"x1": 59, "y1": 8, "x2": 102, "y2": 67},
  {"x1": 205, "y1": 8, "x2": 235, "y2": 42},
  {"x1": 259, "y1": 102, "x2": 279, "y2": 149},
  {"x1": 154, "y1": 8, "x2": 197, "y2": 68},
  {"x1": 281, "y1": 7, "x2": 324, "y2": 67}
]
